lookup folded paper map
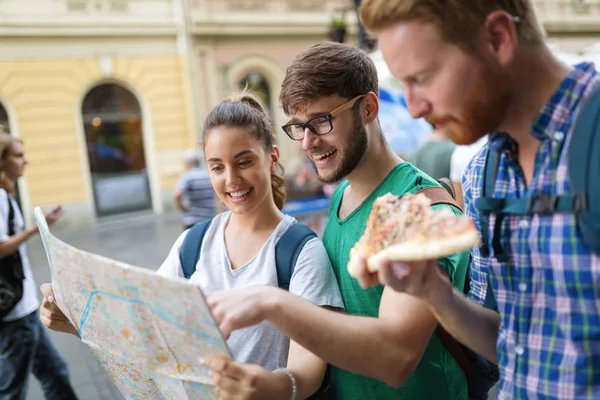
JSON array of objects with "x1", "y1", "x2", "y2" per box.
[{"x1": 34, "y1": 207, "x2": 231, "y2": 399}]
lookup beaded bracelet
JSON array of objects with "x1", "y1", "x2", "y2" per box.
[{"x1": 273, "y1": 367, "x2": 297, "y2": 400}]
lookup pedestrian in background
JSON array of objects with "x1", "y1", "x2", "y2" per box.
[
  {"x1": 411, "y1": 129, "x2": 456, "y2": 179},
  {"x1": 0, "y1": 133, "x2": 78, "y2": 400},
  {"x1": 174, "y1": 148, "x2": 217, "y2": 229}
]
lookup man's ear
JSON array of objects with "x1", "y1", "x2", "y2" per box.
[
  {"x1": 363, "y1": 91, "x2": 380, "y2": 124},
  {"x1": 483, "y1": 10, "x2": 519, "y2": 66}
]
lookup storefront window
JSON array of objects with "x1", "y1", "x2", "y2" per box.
[{"x1": 82, "y1": 83, "x2": 151, "y2": 216}]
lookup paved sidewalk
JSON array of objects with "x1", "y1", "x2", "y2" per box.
[{"x1": 26, "y1": 212, "x2": 185, "y2": 400}]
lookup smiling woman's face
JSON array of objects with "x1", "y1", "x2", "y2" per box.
[{"x1": 204, "y1": 126, "x2": 278, "y2": 215}]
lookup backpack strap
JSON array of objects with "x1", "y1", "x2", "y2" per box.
[
  {"x1": 415, "y1": 185, "x2": 462, "y2": 212},
  {"x1": 476, "y1": 117, "x2": 595, "y2": 261},
  {"x1": 437, "y1": 177, "x2": 457, "y2": 201},
  {"x1": 274, "y1": 223, "x2": 317, "y2": 290},
  {"x1": 178, "y1": 219, "x2": 317, "y2": 284},
  {"x1": 179, "y1": 219, "x2": 213, "y2": 279},
  {"x1": 475, "y1": 148, "x2": 506, "y2": 261},
  {"x1": 7, "y1": 193, "x2": 15, "y2": 236},
  {"x1": 476, "y1": 194, "x2": 586, "y2": 215},
  {"x1": 435, "y1": 326, "x2": 476, "y2": 378},
  {"x1": 569, "y1": 83, "x2": 600, "y2": 254}
]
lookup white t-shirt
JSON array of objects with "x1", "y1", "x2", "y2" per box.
[
  {"x1": 450, "y1": 136, "x2": 489, "y2": 182},
  {"x1": 157, "y1": 211, "x2": 344, "y2": 370},
  {"x1": 0, "y1": 189, "x2": 39, "y2": 322}
]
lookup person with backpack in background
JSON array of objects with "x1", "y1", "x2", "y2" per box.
[
  {"x1": 353, "y1": 0, "x2": 600, "y2": 399},
  {"x1": 203, "y1": 42, "x2": 478, "y2": 400},
  {"x1": 0, "y1": 133, "x2": 79, "y2": 400},
  {"x1": 38, "y1": 93, "x2": 344, "y2": 400}
]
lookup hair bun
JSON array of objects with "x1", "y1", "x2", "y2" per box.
[{"x1": 223, "y1": 91, "x2": 269, "y2": 117}]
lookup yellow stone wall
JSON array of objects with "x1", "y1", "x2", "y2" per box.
[{"x1": 0, "y1": 54, "x2": 192, "y2": 211}]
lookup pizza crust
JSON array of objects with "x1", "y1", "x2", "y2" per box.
[{"x1": 348, "y1": 229, "x2": 481, "y2": 277}]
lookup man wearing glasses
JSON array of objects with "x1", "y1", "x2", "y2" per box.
[{"x1": 206, "y1": 42, "x2": 471, "y2": 400}]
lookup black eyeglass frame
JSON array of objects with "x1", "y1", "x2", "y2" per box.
[{"x1": 281, "y1": 94, "x2": 367, "y2": 141}]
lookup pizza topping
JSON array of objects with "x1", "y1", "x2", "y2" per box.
[{"x1": 352, "y1": 192, "x2": 474, "y2": 259}]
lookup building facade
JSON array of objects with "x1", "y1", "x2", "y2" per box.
[{"x1": 0, "y1": 0, "x2": 597, "y2": 227}]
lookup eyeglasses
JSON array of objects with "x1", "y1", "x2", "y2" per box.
[{"x1": 281, "y1": 94, "x2": 366, "y2": 141}]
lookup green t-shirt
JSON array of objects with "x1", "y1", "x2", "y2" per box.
[{"x1": 322, "y1": 163, "x2": 469, "y2": 400}]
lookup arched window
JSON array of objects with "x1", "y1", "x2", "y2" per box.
[
  {"x1": 0, "y1": 103, "x2": 9, "y2": 134},
  {"x1": 239, "y1": 73, "x2": 272, "y2": 113},
  {"x1": 82, "y1": 83, "x2": 152, "y2": 216}
]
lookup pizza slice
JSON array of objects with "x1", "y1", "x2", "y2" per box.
[{"x1": 347, "y1": 192, "x2": 480, "y2": 277}]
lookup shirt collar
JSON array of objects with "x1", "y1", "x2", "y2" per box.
[
  {"x1": 530, "y1": 62, "x2": 598, "y2": 141},
  {"x1": 488, "y1": 62, "x2": 598, "y2": 152}
]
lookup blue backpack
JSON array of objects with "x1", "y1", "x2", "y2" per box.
[
  {"x1": 179, "y1": 219, "x2": 335, "y2": 399},
  {"x1": 476, "y1": 84, "x2": 600, "y2": 263}
]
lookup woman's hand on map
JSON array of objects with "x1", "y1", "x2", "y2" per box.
[
  {"x1": 206, "y1": 286, "x2": 284, "y2": 339},
  {"x1": 203, "y1": 354, "x2": 260, "y2": 400},
  {"x1": 39, "y1": 283, "x2": 80, "y2": 337},
  {"x1": 204, "y1": 354, "x2": 296, "y2": 400},
  {"x1": 352, "y1": 256, "x2": 452, "y2": 306}
]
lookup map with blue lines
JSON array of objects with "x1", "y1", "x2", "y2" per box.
[{"x1": 34, "y1": 208, "x2": 231, "y2": 399}]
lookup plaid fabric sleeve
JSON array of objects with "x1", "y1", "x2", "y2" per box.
[{"x1": 462, "y1": 153, "x2": 488, "y2": 305}]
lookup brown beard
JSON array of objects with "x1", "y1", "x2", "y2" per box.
[{"x1": 312, "y1": 108, "x2": 368, "y2": 184}]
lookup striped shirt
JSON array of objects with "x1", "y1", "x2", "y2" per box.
[
  {"x1": 463, "y1": 62, "x2": 600, "y2": 399},
  {"x1": 177, "y1": 167, "x2": 216, "y2": 227}
]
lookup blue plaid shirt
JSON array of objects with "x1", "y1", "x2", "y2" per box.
[{"x1": 463, "y1": 62, "x2": 600, "y2": 399}]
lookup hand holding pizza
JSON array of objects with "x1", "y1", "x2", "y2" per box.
[
  {"x1": 352, "y1": 256, "x2": 454, "y2": 305},
  {"x1": 349, "y1": 192, "x2": 479, "y2": 303}
]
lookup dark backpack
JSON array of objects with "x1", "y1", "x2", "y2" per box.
[
  {"x1": 476, "y1": 84, "x2": 600, "y2": 261},
  {"x1": 415, "y1": 178, "x2": 500, "y2": 400},
  {"x1": 0, "y1": 194, "x2": 25, "y2": 319},
  {"x1": 179, "y1": 219, "x2": 335, "y2": 400}
]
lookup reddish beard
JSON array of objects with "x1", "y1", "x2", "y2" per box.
[{"x1": 426, "y1": 58, "x2": 512, "y2": 145}]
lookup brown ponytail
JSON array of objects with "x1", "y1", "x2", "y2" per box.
[
  {"x1": 203, "y1": 91, "x2": 288, "y2": 210},
  {"x1": 271, "y1": 161, "x2": 287, "y2": 210}
]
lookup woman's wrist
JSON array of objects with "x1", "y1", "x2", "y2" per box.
[
  {"x1": 252, "y1": 367, "x2": 295, "y2": 400},
  {"x1": 273, "y1": 368, "x2": 296, "y2": 400}
]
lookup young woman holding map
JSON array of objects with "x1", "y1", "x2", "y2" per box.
[{"x1": 40, "y1": 92, "x2": 344, "y2": 400}]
